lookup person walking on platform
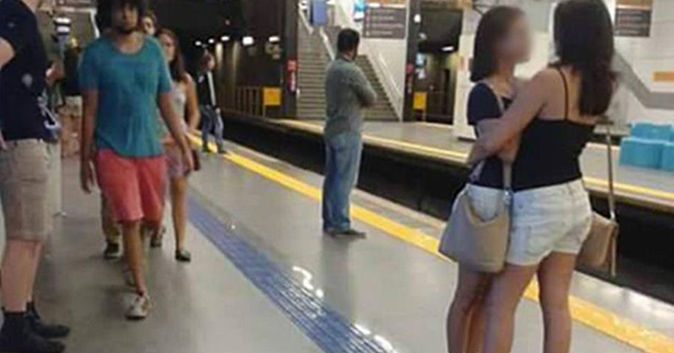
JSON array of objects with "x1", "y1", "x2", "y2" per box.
[
  {"x1": 197, "y1": 51, "x2": 226, "y2": 154},
  {"x1": 155, "y1": 28, "x2": 200, "y2": 262},
  {"x1": 446, "y1": 6, "x2": 530, "y2": 353},
  {"x1": 141, "y1": 10, "x2": 157, "y2": 36},
  {"x1": 79, "y1": 0, "x2": 193, "y2": 320},
  {"x1": 467, "y1": 1, "x2": 616, "y2": 352},
  {"x1": 322, "y1": 29, "x2": 377, "y2": 238},
  {"x1": 0, "y1": 0, "x2": 71, "y2": 351}
]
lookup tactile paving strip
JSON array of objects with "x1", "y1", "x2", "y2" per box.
[{"x1": 188, "y1": 197, "x2": 390, "y2": 353}]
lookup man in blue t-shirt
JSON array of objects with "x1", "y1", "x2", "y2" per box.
[
  {"x1": 0, "y1": 0, "x2": 71, "y2": 351},
  {"x1": 79, "y1": 0, "x2": 193, "y2": 320}
]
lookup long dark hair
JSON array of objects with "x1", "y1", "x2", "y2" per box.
[
  {"x1": 156, "y1": 28, "x2": 188, "y2": 83},
  {"x1": 471, "y1": 6, "x2": 524, "y2": 82},
  {"x1": 554, "y1": 0, "x2": 616, "y2": 116}
]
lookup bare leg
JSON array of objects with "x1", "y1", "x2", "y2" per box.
[
  {"x1": 482, "y1": 264, "x2": 538, "y2": 353},
  {"x1": 447, "y1": 267, "x2": 491, "y2": 353},
  {"x1": 1, "y1": 240, "x2": 40, "y2": 312},
  {"x1": 170, "y1": 176, "x2": 187, "y2": 251},
  {"x1": 121, "y1": 221, "x2": 147, "y2": 295},
  {"x1": 25, "y1": 242, "x2": 43, "y2": 302},
  {"x1": 537, "y1": 253, "x2": 577, "y2": 353}
]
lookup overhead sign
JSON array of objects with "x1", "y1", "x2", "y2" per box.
[
  {"x1": 363, "y1": 6, "x2": 407, "y2": 39},
  {"x1": 615, "y1": 0, "x2": 652, "y2": 37}
]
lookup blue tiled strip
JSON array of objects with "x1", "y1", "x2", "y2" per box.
[{"x1": 188, "y1": 197, "x2": 389, "y2": 353}]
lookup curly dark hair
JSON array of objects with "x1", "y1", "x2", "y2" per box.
[
  {"x1": 95, "y1": 0, "x2": 149, "y2": 32},
  {"x1": 553, "y1": 0, "x2": 616, "y2": 116}
]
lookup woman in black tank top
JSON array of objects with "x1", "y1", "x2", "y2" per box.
[
  {"x1": 466, "y1": 1, "x2": 617, "y2": 353},
  {"x1": 445, "y1": 6, "x2": 531, "y2": 353}
]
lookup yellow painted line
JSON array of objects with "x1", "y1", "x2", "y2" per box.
[
  {"x1": 279, "y1": 120, "x2": 674, "y2": 203},
  {"x1": 190, "y1": 134, "x2": 674, "y2": 353}
]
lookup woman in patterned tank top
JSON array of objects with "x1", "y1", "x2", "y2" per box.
[{"x1": 156, "y1": 28, "x2": 200, "y2": 262}]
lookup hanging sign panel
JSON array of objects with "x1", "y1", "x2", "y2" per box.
[
  {"x1": 615, "y1": 0, "x2": 653, "y2": 37},
  {"x1": 363, "y1": 5, "x2": 407, "y2": 39}
]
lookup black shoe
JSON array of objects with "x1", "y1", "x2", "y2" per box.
[
  {"x1": 336, "y1": 228, "x2": 367, "y2": 239},
  {"x1": 217, "y1": 145, "x2": 226, "y2": 154},
  {"x1": 150, "y1": 226, "x2": 165, "y2": 248},
  {"x1": 26, "y1": 303, "x2": 70, "y2": 339},
  {"x1": 103, "y1": 242, "x2": 122, "y2": 260},
  {"x1": 0, "y1": 312, "x2": 65, "y2": 353},
  {"x1": 202, "y1": 145, "x2": 210, "y2": 153},
  {"x1": 175, "y1": 249, "x2": 192, "y2": 262}
]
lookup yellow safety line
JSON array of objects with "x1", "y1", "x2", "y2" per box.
[
  {"x1": 280, "y1": 120, "x2": 674, "y2": 203},
  {"x1": 190, "y1": 135, "x2": 674, "y2": 353}
]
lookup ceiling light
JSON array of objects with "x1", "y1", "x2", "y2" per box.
[
  {"x1": 195, "y1": 40, "x2": 203, "y2": 47},
  {"x1": 208, "y1": 38, "x2": 215, "y2": 44},
  {"x1": 242, "y1": 36, "x2": 254, "y2": 46},
  {"x1": 221, "y1": 35, "x2": 230, "y2": 42},
  {"x1": 268, "y1": 36, "x2": 280, "y2": 43},
  {"x1": 442, "y1": 46, "x2": 455, "y2": 52}
]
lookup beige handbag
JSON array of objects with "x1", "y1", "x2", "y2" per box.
[
  {"x1": 578, "y1": 122, "x2": 619, "y2": 276},
  {"x1": 438, "y1": 83, "x2": 510, "y2": 273}
]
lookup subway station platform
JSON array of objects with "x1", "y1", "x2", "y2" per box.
[
  {"x1": 34, "y1": 139, "x2": 674, "y2": 352},
  {"x1": 271, "y1": 119, "x2": 674, "y2": 214}
]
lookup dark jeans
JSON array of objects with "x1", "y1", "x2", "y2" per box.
[
  {"x1": 200, "y1": 105, "x2": 224, "y2": 150},
  {"x1": 322, "y1": 131, "x2": 363, "y2": 231}
]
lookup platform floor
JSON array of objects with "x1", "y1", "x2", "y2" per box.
[
  {"x1": 30, "y1": 141, "x2": 674, "y2": 352},
  {"x1": 274, "y1": 120, "x2": 674, "y2": 213}
]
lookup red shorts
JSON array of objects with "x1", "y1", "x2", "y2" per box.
[{"x1": 95, "y1": 150, "x2": 166, "y2": 223}]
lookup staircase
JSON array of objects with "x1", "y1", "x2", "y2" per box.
[{"x1": 297, "y1": 21, "x2": 398, "y2": 121}]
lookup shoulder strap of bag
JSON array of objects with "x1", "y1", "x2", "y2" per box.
[
  {"x1": 479, "y1": 81, "x2": 512, "y2": 191},
  {"x1": 603, "y1": 120, "x2": 616, "y2": 221}
]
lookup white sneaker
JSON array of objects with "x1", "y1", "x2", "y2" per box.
[{"x1": 126, "y1": 293, "x2": 151, "y2": 320}]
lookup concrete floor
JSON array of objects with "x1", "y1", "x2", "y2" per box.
[{"x1": 28, "y1": 142, "x2": 674, "y2": 352}]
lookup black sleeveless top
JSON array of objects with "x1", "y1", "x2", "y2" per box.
[{"x1": 511, "y1": 68, "x2": 595, "y2": 191}]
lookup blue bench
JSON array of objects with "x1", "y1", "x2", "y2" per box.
[
  {"x1": 619, "y1": 137, "x2": 664, "y2": 169},
  {"x1": 661, "y1": 142, "x2": 674, "y2": 172}
]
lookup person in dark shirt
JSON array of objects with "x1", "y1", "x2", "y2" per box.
[
  {"x1": 196, "y1": 51, "x2": 225, "y2": 153},
  {"x1": 0, "y1": 0, "x2": 71, "y2": 352},
  {"x1": 445, "y1": 6, "x2": 530, "y2": 353}
]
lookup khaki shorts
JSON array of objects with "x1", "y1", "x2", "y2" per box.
[{"x1": 0, "y1": 139, "x2": 52, "y2": 242}]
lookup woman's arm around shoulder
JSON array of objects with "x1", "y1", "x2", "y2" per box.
[{"x1": 468, "y1": 68, "x2": 559, "y2": 165}]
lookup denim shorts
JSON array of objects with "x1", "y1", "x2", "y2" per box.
[{"x1": 507, "y1": 179, "x2": 593, "y2": 266}]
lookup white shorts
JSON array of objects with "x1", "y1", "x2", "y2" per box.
[{"x1": 507, "y1": 179, "x2": 593, "y2": 266}]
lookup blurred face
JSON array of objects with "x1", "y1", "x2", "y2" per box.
[
  {"x1": 207, "y1": 57, "x2": 215, "y2": 71},
  {"x1": 158, "y1": 33, "x2": 175, "y2": 63},
  {"x1": 142, "y1": 16, "x2": 156, "y2": 36},
  {"x1": 497, "y1": 16, "x2": 532, "y2": 65},
  {"x1": 112, "y1": 4, "x2": 139, "y2": 35}
]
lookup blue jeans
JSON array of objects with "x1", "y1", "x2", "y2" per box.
[
  {"x1": 322, "y1": 131, "x2": 363, "y2": 231},
  {"x1": 200, "y1": 105, "x2": 224, "y2": 149}
]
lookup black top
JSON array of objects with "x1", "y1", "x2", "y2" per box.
[
  {"x1": 196, "y1": 71, "x2": 215, "y2": 107},
  {"x1": 467, "y1": 82, "x2": 513, "y2": 188},
  {"x1": 511, "y1": 69, "x2": 595, "y2": 191},
  {"x1": 62, "y1": 46, "x2": 81, "y2": 97},
  {"x1": 0, "y1": 0, "x2": 50, "y2": 141}
]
